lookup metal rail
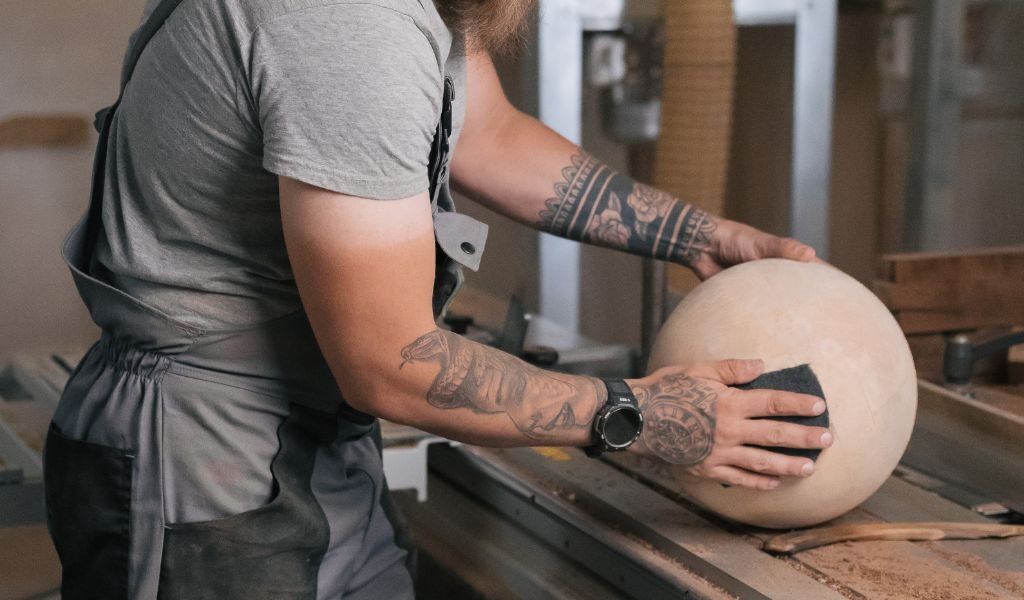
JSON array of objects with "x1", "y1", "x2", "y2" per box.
[{"x1": 429, "y1": 444, "x2": 846, "y2": 599}]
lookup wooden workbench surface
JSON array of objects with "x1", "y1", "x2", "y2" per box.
[{"x1": 607, "y1": 452, "x2": 1024, "y2": 600}]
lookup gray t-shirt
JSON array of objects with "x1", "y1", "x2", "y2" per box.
[{"x1": 93, "y1": 0, "x2": 465, "y2": 330}]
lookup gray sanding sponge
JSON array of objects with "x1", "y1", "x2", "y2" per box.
[{"x1": 735, "y1": 364, "x2": 829, "y2": 461}]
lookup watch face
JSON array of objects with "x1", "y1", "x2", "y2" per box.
[{"x1": 604, "y1": 405, "x2": 643, "y2": 448}]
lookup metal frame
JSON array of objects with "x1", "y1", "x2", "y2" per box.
[
  {"x1": 536, "y1": 0, "x2": 633, "y2": 333},
  {"x1": 428, "y1": 444, "x2": 846, "y2": 599},
  {"x1": 536, "y1": 0, "x2": 838, "y2": 331},
  {"x1": 903, "y1": 0, "x2": 964, "y2": 251}
]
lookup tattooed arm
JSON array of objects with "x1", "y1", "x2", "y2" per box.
[
  {"x1": 279, "y1": 176, "x2": 603, "y2": 447},
  {"x1": 534, "y1": 151, "x2": 716, "y2": 268},
  {"x1": 398, "y1": 328, "x2": 603, "y2": 444},
  {"x1": 453, "y1": 51, "x2": 817, "y2": 278},
  {"x1": 280, "y1": 176, "x2": 828, "y2": 480},
  {"x1": 280, "y1": 178, "x2": 829, "y2": 485}
]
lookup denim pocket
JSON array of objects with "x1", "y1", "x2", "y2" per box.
[{"x1": 44, "y1": 423, "x2": 135, "y2": 600}]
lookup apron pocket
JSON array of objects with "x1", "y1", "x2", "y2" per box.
[
  {"x1": 157, "y1": 405, "x2": 330, "y2": 600},
  {"x1": 158, "y1": 492, "x2": 321, "y2": 600},
  {"x1": 43, "y1": 423, "x2": 135, "y2": 600}
]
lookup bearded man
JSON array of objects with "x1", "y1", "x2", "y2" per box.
[{"x1": 45, "y1": 0, "x2": 833, "y2": 597}]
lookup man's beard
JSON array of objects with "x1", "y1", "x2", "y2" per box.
[{"x1": 435, "y1": 0, "x2": 537, "y2": 57}]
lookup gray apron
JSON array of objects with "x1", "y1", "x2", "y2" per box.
[{"x1": 43, "y1": 1, "x2": 487, "y2": 598}]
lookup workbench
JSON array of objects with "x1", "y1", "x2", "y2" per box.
[
  {"x1": 398, "y1": 379, "x2": 1024, "y2": 600},
  {"x1": 401, "y1": 441, "x2": 1024, "y2": 599},
  {"x1": 4, "y1": 345, "x2": 1022, "y2": 599}
]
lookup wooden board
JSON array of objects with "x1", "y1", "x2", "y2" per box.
[
  {"x1": 606, "y1": 450, "x2": 1024, "y2": 599},
  {"x1": 875, "y1": 246, "x2": 1024, "y2": 334},
  {"x1": 0, "y1": 114, "x2": 89, "y2": 147}
]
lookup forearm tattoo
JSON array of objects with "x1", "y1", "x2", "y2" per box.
[
  {"x1": 400, "y1": 330, "x2": 603, "y2": 442},
  {"x1": 538, "y1": 150, "x2": 717, "y2": 266},
  {"x1": 631, "y1": 373, "x2": 716, "y2": 465}
]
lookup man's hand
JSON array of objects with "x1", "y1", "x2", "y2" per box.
[
  {"x1": 690, "y1": 219, "x2": 821, "y2": 281},
  {"x1": 627, "y1": 359, "x2": 832, "y2": 490},
  {"x1": 452, "y1": 51, "x2": 825, "y2": 279}
]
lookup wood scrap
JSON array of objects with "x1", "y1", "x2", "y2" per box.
[
  {"x1": 0, "y1": 114, "x2": 90, "y2": 147},
  {"x1": 875, "y1": 246, "x2": 1024, "y2": 334},
  {"x1": 763, "y1": 522, "x2": 1024, "y2": 555}
]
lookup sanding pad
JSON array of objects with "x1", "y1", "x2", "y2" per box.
[{"x1": 735, "y1": 364, "x2": 829, "y2": 460}]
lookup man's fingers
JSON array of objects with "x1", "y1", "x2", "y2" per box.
[
  {"x1": 773, "y1": 237, "x2": 816, "y2": 262},
  {"x1": 725, "y1": 446, "x2": 817, "y2": 478},
  {"x1": 699, "y1": 465, "x2": 780, "y2": 490},
  {"x1": 691, "y1": 359, "x2": 765, "y2": 385},
  {"x1": 737, "y1": 389, "x2": 826, "y2": 418},
  {"x1": 742, "y1": 419, "x2": 833, "y2": 450}
]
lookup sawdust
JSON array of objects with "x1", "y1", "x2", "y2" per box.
[
  {"x1": 924, "y1": 542, "x2": 1024, "y2": 596},
  {"x1": 780, "y1": 556, "x2": 866, "y2": 600},
  {"x1": 802, "y1": 540, "x2": 1020, "y2": 599}
]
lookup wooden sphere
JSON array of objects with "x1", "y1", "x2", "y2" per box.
[{"x1": 648, "y1": 259, "x2": 917, "y2": 528}]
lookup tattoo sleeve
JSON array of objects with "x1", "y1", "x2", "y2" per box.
[
  {"x1": 400, "y1": 329, "x2": 604, "y2": 442},
  {"x1": 631, "y1": 373, "x2": 717, "y2": 466},
  {"x1": 538, "y1": 150, "x2": 717, "y2": 266}
]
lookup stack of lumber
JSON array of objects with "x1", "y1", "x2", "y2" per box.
[
  {"x1": 874, "y1": 246, "x2": 1024, "y2": 334},
  {"x1": 875, "y1": 246, "x2": 1024, "y2": 385}
]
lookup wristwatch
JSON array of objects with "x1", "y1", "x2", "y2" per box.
[{"x1": 585, "y1": 379, "x2": 644, "y2": 457}]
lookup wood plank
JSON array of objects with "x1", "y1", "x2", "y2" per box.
[
  {"x1": 876, "y1": 247, "x2": 1024, "y2": 333},
  {"x1": 895, "y1": 309, "x2": 1022, "y2": 335},
  {"x1": 974, "y1": 386, "x2": 1024, "y2": 419},
  {"x1": 609, "y1": 443, "x2": 1024, "y2": 598},
  {"x1": 860, "y1": 477, "x2": 1024, "y2": 592},
  {"x1": 873, "y1": 279, "x2": 960, "y2": 310},
  {"x1": 880, "y1": 245, "x2": 1024, "y2": 278},
  {"x1": 0, "y1": 114, "x2": 89, "y2": 147},
  {"x1": 902, "y1": 380, "x2": 1024, "y2": 516},
  {"x1": 796, "y1": 537, "x2": 1021, "y2": 599}
]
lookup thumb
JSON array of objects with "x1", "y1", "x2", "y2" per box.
[{"x1": 765, "y1": 236, "x2": 816, "y2": 262}]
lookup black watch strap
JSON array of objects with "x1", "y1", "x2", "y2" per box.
[{"x1": 585, "y1": 378, "x2": 644, "y2": 458}]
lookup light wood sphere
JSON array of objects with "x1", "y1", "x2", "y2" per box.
[{"x1": 647, "y1": 259, "x2": 917, "y2": 528}]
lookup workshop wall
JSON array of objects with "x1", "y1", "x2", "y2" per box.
[
  {"x1": 5, "y1": 2, "x2": 1021, "y2": 359},
  {"x1": 732, "y1": 4, "x2": 1024, "y2": 283},
  {"x1": 0, "y1": 1, "x2": 144, "y2": 360},
  {"x1": 727, "y1": 13, "x2": 887, "y2": 284}
]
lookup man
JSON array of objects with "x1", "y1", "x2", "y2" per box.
[{"x1": 45, "y1": 0, "x2": 831, "y2": 598}]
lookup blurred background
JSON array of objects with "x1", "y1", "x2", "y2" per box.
[{"x1": 2, "y1": 0, "x2": 1022, "y2": 361}]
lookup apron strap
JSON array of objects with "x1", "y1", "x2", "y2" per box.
[{"x1": 84, "y1": 0, "x2": 185, "y2": 260}]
